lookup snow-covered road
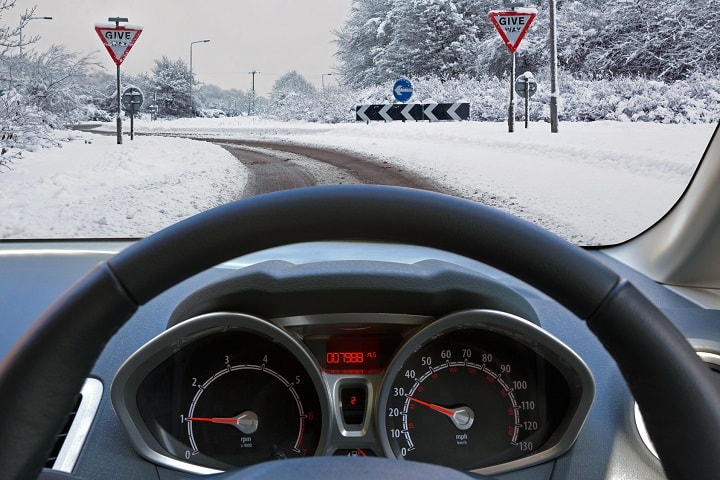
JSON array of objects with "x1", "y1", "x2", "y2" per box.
[{"x1": 0, "y1": 118, "x2": 715, "y2": 244}]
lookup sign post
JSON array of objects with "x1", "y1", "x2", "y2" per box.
[
  {"x1": 489, "y1": 8, "x2": 536, "y2": 133},
  {"x1": 121, "y1": 87, "x2": 143, "y2": 140},
  {"x1": 510, "y1": 52, "x2": 516, "y2": 132},
  {"x1": 515, "y1": 72, "x2": 537, "y2": 128},
  {"x1": 95, "y1": 18, "x2": 142, "y2": 144}
]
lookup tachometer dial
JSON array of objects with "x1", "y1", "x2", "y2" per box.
[
  {"x1": 113, "y1": 313, "x2": 328, "y2": 473},
  {"x1": 184, "y1": 358, "x2": 316, "y2": 466},
  {"x1": 378, "y1": 310, "x2": 594, "y2": 474}
]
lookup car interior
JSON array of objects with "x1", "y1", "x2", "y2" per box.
[{"x1": 0, "y1": 122, "x2": 719, "y2": 480}]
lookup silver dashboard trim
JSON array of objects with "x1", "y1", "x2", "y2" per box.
[{"x1": 53, "y1": 378, "x2": 104, "y2": 473}]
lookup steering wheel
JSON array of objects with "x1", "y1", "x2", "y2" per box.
[{"x1": 1, "y1": 185, "x2": 719, "y2": 480}]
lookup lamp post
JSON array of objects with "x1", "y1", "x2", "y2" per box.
[
  {"x1": 548, "y1": 0, "x2": 559, "y2": 133},
  {"x1": 19, "y1": 16, "x2": 52, "y2": 56},
  {"x1": 248, "y1": 70, "x2": 259, "y2": 115},
  {"x1": 248, "y1": 70, "x2": 259, "y2": 94},
  {"x1": 189, "y1": 39, "x2": 210, "y2": 115},
  {"x1": 321, "y1": 73, "x2": 333, "y2": 92}
]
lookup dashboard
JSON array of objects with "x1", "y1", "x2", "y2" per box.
[
  {"x1": 110, "y1": 256, "x2": 595, "y2": 476},
  {"x1": 5, "y1": 239, "x2": 713, "y2": 480}
]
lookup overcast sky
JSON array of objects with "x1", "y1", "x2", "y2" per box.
[{"x1": 10, "y1": 1, "x2": 353, "y2": 96}]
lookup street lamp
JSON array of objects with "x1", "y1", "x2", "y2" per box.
[
  {"x1": 548, "y1": 0, "x2": 559, "y2": 133},
  {"x1": 19, "y1": 16, "x2": 52, "y2": 56},
  {"x1": 248, "y1": 70, "x2": 259, "y2": 116},
  {"x1": 189, "y1": 39, "x2": 210, "y2": 115},
  {"x1": 322, "y1": 73, "x2": 333, "y2": 91},
  {"x1": 248, "y1": 70, "x2": 259, "y2": 95}
]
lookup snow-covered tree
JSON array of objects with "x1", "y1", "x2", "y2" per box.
[
  {"x1": 270, "y1": 71, "x2": 317, "y2": 102},
  {"x1": 18, "y1": 45, "x2": 102, "y2": 125},
  {"x1": 151, "y1": 56, "x2": 193, "y2": 118},
  {"x1": 334, "y1": 0, "x2": 394, "y2": 88},
  {"x1": 335, "y1": 0, "x2": 534, "y2": 84},
  {"x1": 81, "y1": 71, "x2": 115, "y2": 119},
  {"x1": 0, "y1": 2, "x2": 74, "y2": 162},
  {"x1": 196, "y1": 84, "x2": 249, "y2": 116},
  {"x1": 335, "y1": 0, "x2": 719, "y2": 85},
  {"x1": 558, "y1": 0, "x2": 720, "y2": 80},
  {"x1": 0, "y1": 43, "x2": 101, "y2": 170},
  {"x1": 268, "y1": 71, "x2": 320, "y2": 120},
  {"x1": 377, "y1": 0, "x2": 485, "y2": 80}
]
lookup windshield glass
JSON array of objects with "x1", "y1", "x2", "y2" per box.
[{"x1": 0, "y1": 0, "x2": 717, "y2": 245}]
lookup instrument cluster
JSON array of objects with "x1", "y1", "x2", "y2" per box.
[{"x1": 112, "y1": 309, "x2": 594, "y2": 476}]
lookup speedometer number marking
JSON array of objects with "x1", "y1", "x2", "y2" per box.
[{"x1": 382, "y1": 325, "x2": 553, "y2": 470}]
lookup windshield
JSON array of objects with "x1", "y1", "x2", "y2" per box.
[{"x1": 0, "y1": 0, "x2": 717, "y2": 245}]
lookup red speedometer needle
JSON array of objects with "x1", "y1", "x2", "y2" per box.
[
  {"x1": 407, "y1": 396, "x2": 456, "y2": 416},
  {"x1": 407, "y1": 397, "x2": 475, "y2": 431}
]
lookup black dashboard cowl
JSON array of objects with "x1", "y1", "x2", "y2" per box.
[{"x1": 167, "y1": 259, "x2": 540, "y2": 328}]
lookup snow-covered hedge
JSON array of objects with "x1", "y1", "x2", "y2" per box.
[
  {"x1": 557, "y1": 74, "x2": 720, "y2": 123},
  {"x1": 265, "y1": 74, "x2": 720, "y2": 125}
]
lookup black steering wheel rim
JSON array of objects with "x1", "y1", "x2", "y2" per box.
[{"x1": 0, "y1": 185, "x2": 718, "y2": 479}]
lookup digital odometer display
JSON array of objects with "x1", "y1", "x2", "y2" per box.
[{"x1": 324, "y1": 335, "x2": 382, "y2": 374}]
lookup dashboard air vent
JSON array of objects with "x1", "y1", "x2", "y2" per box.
[
  {"x1": 46, "y1": 395, "x2": 82, "y2": 468},
  {"x1": 47, "y1": 378, "x2": 103, "y2": 473}
]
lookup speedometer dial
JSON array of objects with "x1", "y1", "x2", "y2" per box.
[{"x1": 378, "y1": 310, "x2": 594, "y2": 474}]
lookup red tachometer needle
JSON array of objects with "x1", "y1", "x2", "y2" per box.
[
  {"x1": 187, "y1": 417, "x2": 238, "y2": 424},
  {"x1": 187, "y1": 411, "x2": 259, "y2": 434},
  {"x1": 407, "y1": 396, "x2": 456, "y2": 416}
]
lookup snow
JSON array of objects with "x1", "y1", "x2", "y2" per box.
[
  {"x1": 0, "y1": 133, "x2": 246, "y2": 238},
  {"x1": 0, "y1": 117, "x2": 715, "y2": 244}
]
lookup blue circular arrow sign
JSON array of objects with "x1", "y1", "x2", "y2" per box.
[{"x1": 393, "y1": 78, "x2": 414, "y2": 102}]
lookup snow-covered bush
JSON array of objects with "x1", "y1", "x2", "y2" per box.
[
  {"x1": 254, "y1": 67, "x2": 718, "y2": 124},
  {"x1": 0, "y1": 89, "x2": 63, "y2": 170},
  {"x1": 199, "y1": 108, "x2": 227, "y2": 118},
  {"x1": 76, "y1": 104, "x2": 112, "y2": 122},
  {"x1": 557, "y1": 74, "x2": 720, "y2": 123}
]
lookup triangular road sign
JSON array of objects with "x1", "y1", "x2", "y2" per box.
[
  {"x1": 488, "y1": 10, "x2": 536, "y2": 53},
  {"x1": 95, "y1": 23, "x2": 143, "y2": 66}
]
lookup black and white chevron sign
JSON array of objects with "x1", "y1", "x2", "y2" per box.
[{"x1": 355, "y1": 103, "x2": 470, "y2": 122}]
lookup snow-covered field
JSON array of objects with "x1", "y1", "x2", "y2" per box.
[
  {"x1": 0, "y1": 117, "x2": 716, "y2": 244},
  {"x1": 0, "y1": 133, "x2": 247, "y2": 238}
]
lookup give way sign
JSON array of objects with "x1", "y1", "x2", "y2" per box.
[
  {"x1": 94, "y1": 23, "x2": 143, "y2": 66},
  {"x1": 488, "y1": 9, "x2": 536, "y2": 53}
]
